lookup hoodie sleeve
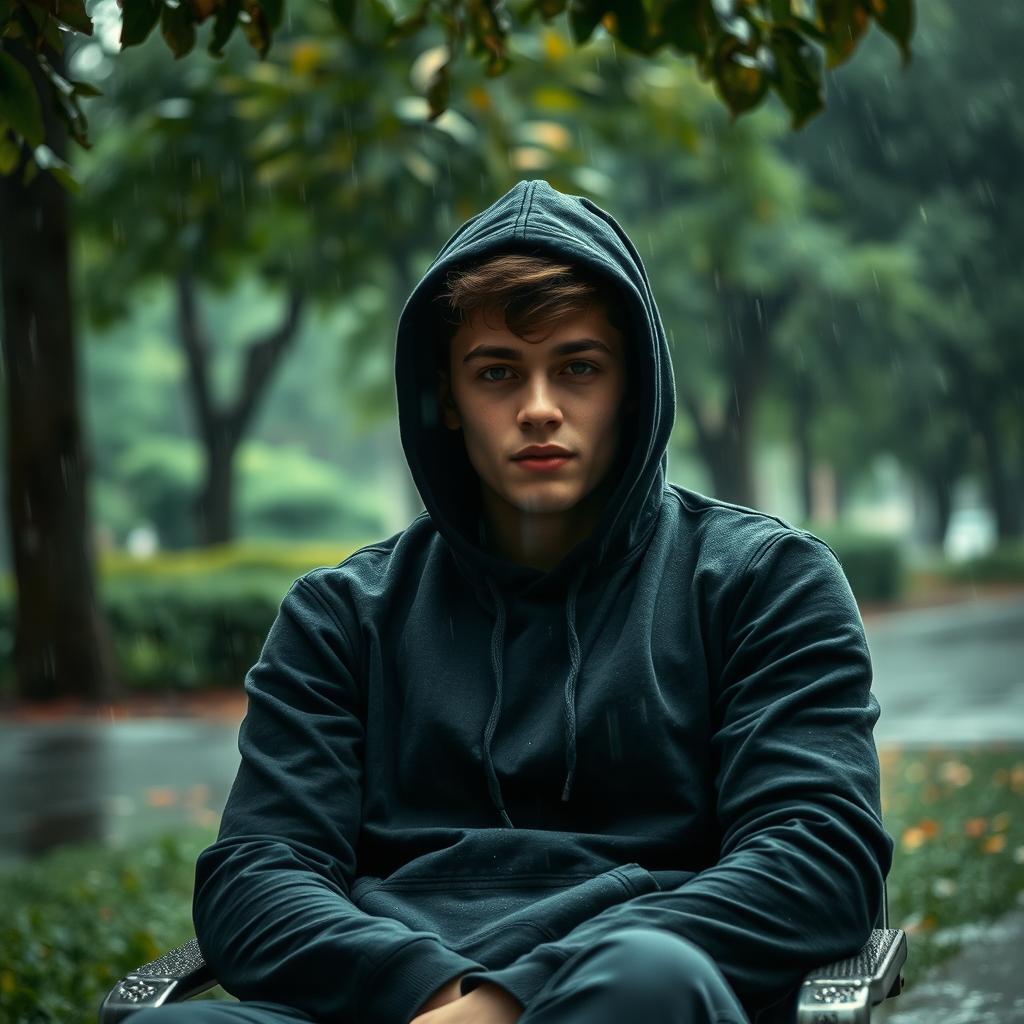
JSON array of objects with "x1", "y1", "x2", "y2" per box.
[
  {"x1": 456, "y1": 531, "x2": 894, "y2": 1014},
  {"x1": 192, "y1": 576, "x2": 483, "y2": 1024}
]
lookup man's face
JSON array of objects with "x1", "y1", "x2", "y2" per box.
[{"x1": 437, "y1": 302, "x2": 631, "y2": 520}]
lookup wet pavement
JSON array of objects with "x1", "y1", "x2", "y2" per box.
[
  {"x1": 876, "y1": 905, "x2": 1024, "y2": 1023},
  {"x1": 0, "y1": 717, "x2": 239, "y2": 868},
  {"x1": 866, "y1": 592, "x2": 1024, "y2": 747}
]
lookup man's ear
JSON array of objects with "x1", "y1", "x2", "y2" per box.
[{"x1": 437, "y1": 371, "x2": 462, "y2": 430}]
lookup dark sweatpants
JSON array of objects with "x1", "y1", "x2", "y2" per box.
[{"x1": 125, "y1": 927, "x2": 751, "y2": 1023}]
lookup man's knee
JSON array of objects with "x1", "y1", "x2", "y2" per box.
[
  {"x1": 587, "y1": 926, "x2": 719, "y2": 995},
  {"x1": 569, "y1": 925, "x2": 751, "y2": 1021}
]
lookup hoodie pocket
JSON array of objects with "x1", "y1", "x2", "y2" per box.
[{"x1": 353, "y1": 861, "x2": 660, "y2": 969}]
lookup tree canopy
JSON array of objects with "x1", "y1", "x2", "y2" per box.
[{"x1": 1, "y1": 0, "x2": 916, "y2": 183}]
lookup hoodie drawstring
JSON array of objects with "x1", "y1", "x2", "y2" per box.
[
  {"x1": 483, "y1": 575, "x2": 514, "y2": 829},
  {"x1": 482, "y1": 562, "x2": 590, "y2": 828},
  {"x1": 560, "y1": 561, "x2": 588, "y2": 802}
]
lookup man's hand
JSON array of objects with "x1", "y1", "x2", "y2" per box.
[
  {"x1": 409, "y1": 981, "x2": 524, "y2": 1024},
  {"x1": 413, "y1": 974, "x2": 468, "y2": 1017}
]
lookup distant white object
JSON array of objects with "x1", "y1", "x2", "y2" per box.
[
  {"x1": 126, "y1": 525, "x2": 159, "y2": 559},
  {"x1": 944, "y1": 506, "x2": 996, "y2": 562}
]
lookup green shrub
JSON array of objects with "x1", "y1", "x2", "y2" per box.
[
  {"x1": 0, "y1": 543, "x2": 364, "y2": 695},
  {"x1": 238, "y1": 444, "x2": 384, "y2": 540},
  {"x1": 0, "y1": 827, "x2": 232, "y2": 1024},
  {"x1": 939, "y1": 542, "x2": 1024, "y2": 585},
  {"x1": 803, "y1": 525, "x2": 905, "y2": 604}
]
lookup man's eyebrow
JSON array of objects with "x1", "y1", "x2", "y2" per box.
[{"x1": 462, "y1": 339, "x2": 613, "y2": 364}]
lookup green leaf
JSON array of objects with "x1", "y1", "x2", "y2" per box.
[
  {"x1": 208, "y1": 0, "x2": 240, "y2": 56},
  {"x1": 713, "y1": 35, "x2": 769, "y2": 116},
  {"x1": 329, "y1": 0, "x2": 356, "y2": 30},
  {"x1": 70, "y1": 78, "x2": 103, "y2": 97},
  {"x1": 425, "y1": 60, "x2": 450, "y2": 119},
  {"x1": 568, "y1": 0, "x2": 606, "y2": 44},
  {"x1": 36, "y1": 52, "x2": 93, "y2": 145},
  {"x1": 21, "y1": 0, "x2": 62, "y2": 50},
  {"x1": 769, "y1": 25, "x2": 824, "y2": 128},
  {"x1": 872, "y1": 0, "x2": 913, "y2": 64},
  {"x1": 608, "y1": 0, "x2": 655, "y2": 53},
  {"x1": 239, "y1": 0, "x2": 269, "y2": 56},
  {"x1": 256, "y1": 0, "x2": 281, "y2": 30},
  {"x1": 0, "y1": 50, "x2": 44, "y2": 146},
  {"x1": 54, "y1": 0, "x2": 92, "y2": 33},
  {"x1": 783, "y1": 13, "x2": 827, "y2": 43},
  {"x1": 34, "y1": 143, "x2": 80, "y2": 190},
  {"x1": 0, "y1": 130, "x2": 22, "y2": 174},
  {"x1": 661, "y1": 0, "x2": 710, "y2": 56},
  {"x1": 817, "y1": 0, "x2": 871, "y2": 68},
  {"x1": 120, "y1": 0, "x2": 163, "y2": 47},
  {"x1": 160, "y1": 0, "x2": 196, "y2": 56}
]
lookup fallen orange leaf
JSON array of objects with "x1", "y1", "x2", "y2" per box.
[
  {"x1": 983, "y1": 834, "x2": 1006, "y2": 854},
  {"x1": 901, "y1": 827, "x2": 928, "y2": 850},
  {"x1": 964, "y1": 817, "x2": 987, "y2": 837}
]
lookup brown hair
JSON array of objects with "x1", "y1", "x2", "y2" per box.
[{"x1": 432, "y1": 251, "x2": 630, "y2": 375}]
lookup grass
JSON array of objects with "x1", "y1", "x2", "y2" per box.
[
  {"x1": 1, "y1": 745, "x2": 1022, "y2": 1022},
  {"x1": 0, "y1": 826, "x2": 232, "y2": 1024},
  {"x1": 880, "y1": 742, "x2": 1024, "y2": 983}
]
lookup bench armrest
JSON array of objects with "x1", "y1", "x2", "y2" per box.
[
  {"x1": 796, "y1": 928, "x2": 907, "y2": 1024},
  {"x1": 98, "y1": 937, "x2": 216, "y2": 1024}
]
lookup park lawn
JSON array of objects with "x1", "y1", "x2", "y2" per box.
[
  {"x1": 880, "y1": 742, "x2": 1024, "y2": 980},
  {"x1": 1, "y1": 744, "x2": 1022, "y2": 1023}
]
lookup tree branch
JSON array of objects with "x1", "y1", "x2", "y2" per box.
[
  {"x1": 228, "y1": 288, "x2": 306, "y2": 444},
  {"x1": 175, "y1": 270, "x2": 216, "y2": 440}
]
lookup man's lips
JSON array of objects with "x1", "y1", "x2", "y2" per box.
[
  {"x1": 511, "y1": 447, "x2": 574, "y2": 460},
  {"x1": 512, "y1": 454, "x2": 574, "y2": 472}
]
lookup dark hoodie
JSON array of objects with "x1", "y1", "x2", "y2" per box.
[{"x1": 192, "y1": 179, "x2": 894, "y2": 1024}]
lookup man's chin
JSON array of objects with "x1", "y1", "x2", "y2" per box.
[{"x1": 487, "y1": 477, "x2": 582, "y2": 512}]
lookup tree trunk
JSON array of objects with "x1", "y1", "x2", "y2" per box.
[
  {"x1": 793, "y1": 370, "x2": 814, "y2": 522},
  {"x1": 680, "y1": 287, "x2": 784, "y2": 509},
  {"x1": 0, "y1": 40, "x2": 116, "y2": 702},
  {"x1": 694, "y1": 427, "x2": 757, "y2": 508},
  {"x1": 976, "y1": 408, "x2": 1023, "y2": 541},
  {"x1": 196, "y1": 432, "x2": 236, "y2": 546},
  {"x1": 175, "y1": 273, "x2": 304, "y2": 546},
  {"x1": 923, "y1": 468, "x2": 955, "y2": 548}
]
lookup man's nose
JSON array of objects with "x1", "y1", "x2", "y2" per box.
[{"x1": 517, "y1": 376, "x2": 564, "y2": 427}]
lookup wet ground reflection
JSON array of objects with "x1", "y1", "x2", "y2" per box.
[{"x1": 0, "y1": 718, "x2": 241, "y2": 866}]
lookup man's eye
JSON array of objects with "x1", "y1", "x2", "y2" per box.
[
  {"x1": 565, "y1": 361, "x2": 598, "y2": 376},
  {"x1": 480, "y1": 366, "x2": 513, "y2": 382}
]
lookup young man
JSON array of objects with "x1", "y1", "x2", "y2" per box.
[{"x1": 139, "y1": 180, "x2": 892, "y2": 1024}]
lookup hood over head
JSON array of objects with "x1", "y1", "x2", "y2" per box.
[{"x1": 394, "y1": 179, "x2": 677, "y2": 823}]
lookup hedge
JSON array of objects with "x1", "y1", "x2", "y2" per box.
[
  {"x1": 0, "y1": 543, "x2": 361, "y2": 696},
  {"x1": 940, "y1": 542, "x2": 1024, "y2": 585},
  {"x1": 801, "y1": 524, "x2": 906, "y2": 604}
]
